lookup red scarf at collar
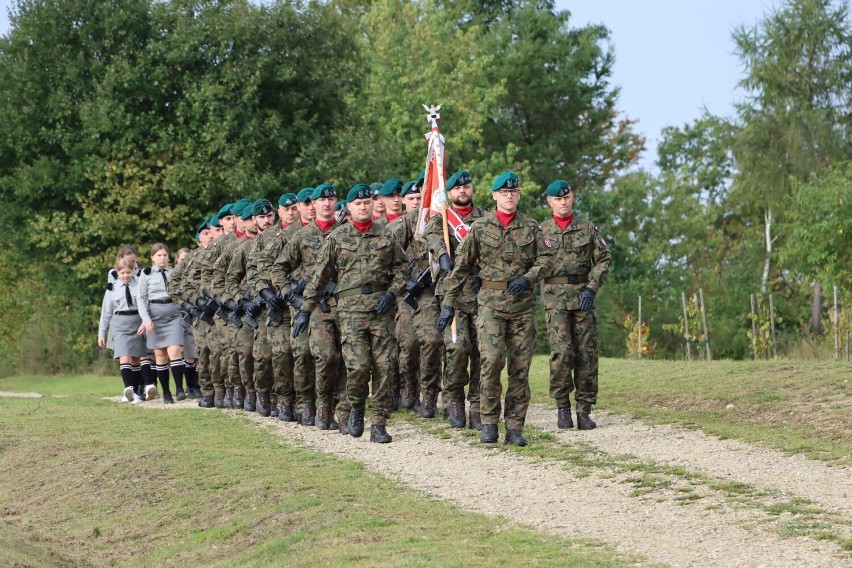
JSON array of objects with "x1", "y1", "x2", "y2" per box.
[
  {"x1": 453, "y1": 204, "x2": 473, "y2": 217},
  {"x1": 235, "y1": 228, "x2": 245, "y2": 238},
  {"x1": 554, "y1": 214, "x2": 573, "y2": 231},
  {"x1": 301, "y1": 220, "x2": 310, "y2": 226},
  {"x1": 352, "y1": 219, "x2": 373, "y2": 234},
  {"x1": 496, "y1": 210, "x2": 516, "y2": 228},
  {"x1": 385, "y1": 212, "x2": 403, "y2": 223},
  {"x1": 315, "y1": 218, "x2": 335, "y2": 232},
  {"x1": 280, "y1": 221, "x2": 287, "y2": 229}
]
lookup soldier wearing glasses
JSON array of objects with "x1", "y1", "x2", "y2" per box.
[{"x1": 437, "y1": 172, "x2": 553, "y2": 446}]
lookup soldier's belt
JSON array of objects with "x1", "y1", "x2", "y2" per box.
[
  {"x1": 115, "y1": 310, "x2": 139, "y2": 316},
  {"x1": 545, "y1": 274, "x2": 589, "y2": 285},
  {"x1": 150, "y1": 298, "x2": 174, "y2": 304},
  {"x1": 336, "y1": 284, "x2": 389, "y2": 299},
  {"x1": 480, "y1": 279, "x2": 507, "y2": 290}
]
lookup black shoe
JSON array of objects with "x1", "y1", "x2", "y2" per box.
[
  {"x1": 468, "y1": 410, "x2": 483, "y2": 431},
  {"x1": 504, "y1": 429, "x2": 528, "y2": 446},
  {"x1": 348, "y1": 408, "x2": 365, "y2": 438},
  {"x1": 256, "y1": 393, "x2": 272, "y2": 417},
  {"x1": 278, "y1": 402, "x2": 295, "y2": 422},
  {"x1": 176, "y1": 389, "x2": 187, "y2": 401},
  {"x1": 479, "y1": 424, "x2": 498, "y2": 443},
  {"x1": 187, "y1": 388, "x2": 200, "y2": 399},
  {"x1": 163, "y1": 392, "x2": 175, "y2": 404},
  {"x1": 269, "y1": 403, "x2": 279, "y2": 418},
  {"x1": 243, "y1": 390, "x2": 257, "y2": 412},
  {"x1": 557, "y1": 406, "x2": 574, "y2": 429},
  {"x1": 577, "y1": 412, "x2": 597, "y2": 430},
  {"x1": 301, "y1": 402, "x2": 316, "y2": 426},
  {"x1": 223, "y1": 387, "x2": 234, "y2": 409},
  {"x1": 370, "y1": 424, "x2": 392, "y2": 443},
  {"x1": 197, "y1": 395, "x2": 215, "y2": 408},
  {"x1": 213, "y1": 387, "x2": 225, "y2": 408},
  {"x1": 329, "y1": 416, "x2": 339, "y2": 431},
  {"x1": 419, "y1": 392, "x2": 436, "y2": 418},
  {"x1": 448, "y1": 400, "x2": 465, "y2": 428},
  {"x1": 315, "y1": 404, "x2": 332, "y2": 430}
]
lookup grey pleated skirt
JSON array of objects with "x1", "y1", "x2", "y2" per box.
[
  {"x1": 181, "y1": 318, "x2": 198, "y2": 359},
  {"x1": 109, "y1": 313, "x2": 148, "y2": 358},
  {"x1": 146, "y1": 302, "x2": 184, "y2": 349}
]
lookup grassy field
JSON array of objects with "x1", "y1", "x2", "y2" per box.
[
  {"x1": 528, "y1": 357, "x2": 851, "y2": 463},
  {"x1": 0, "y1": 375, "x2": 625, "y2": 567}
]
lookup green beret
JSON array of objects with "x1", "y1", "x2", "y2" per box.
[
  {"x1": 545, "y1": 179, "x2": 572, "y2": 197},
  {"x1": 401, "y1": 180, "x2": 419, "y2": 197},
  {"x1": 335, "y1": 201, "x2": 346, "y2": 212},
  {"x1": 347, "y1": 183, "x2": 373, "y2": 203},
  {"x1": 296, "y1": 187, "x2": 314, "y2": 203},
  {"x1": 251, "y1": 198, "x2": 274, "y2": 217},
  {"x1": 278, "y1": 193, "x2": 297, "y2": 207},
  {"x1": 311, "y1": 183, "x2": 337, "y2": 200},
  {"x1": 379, "y1": 178, "x2": 403, "y2": 196},
  {"x1": 446, "y1": 170, "x2": 472, "y2": 191},
  {"x1": 491, "y1": 171, "x2": 520, "y2": 191},
  {"x1": 369, "y1": 182, "x2": 383, "y2": 196},
  {"x1": 216, "y1": 203, "x2": 235, "y2": 220},
  {"x1": 232, "y1": 198, "x2": 253, "y2": 218},
  {"x1": 195, "y1": 217, "x2": 212, "y2": 241},
  {"x1": 209, "y1": 215, "x2": 221, "y2": 228}
]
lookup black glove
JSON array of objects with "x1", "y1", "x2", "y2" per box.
[
  {"x1": 579, "y1": 288, "x2": 596, "y2": 311},
  {"x1": 259, "y1": 288, "x2": 286, "y2": 312},
  {"x1": 471, "y1": 275, "x2": 482, "y2": 293},
  {"x1": 224, "y1": 298, "x2": 241, "y2": 315},
  {"x1": 405, "y1": 278, "x2": 424, "y2": 296},
  {"x1": 506, "y1": 276, "x2": 531, "y2": 295},
  {"x1": 438, "y1": 253, "x2": 454, "y2": 274},
  {"x1": 291, "y1": 278, "x2": 308, "y2": 296},
  {"x1": 285, "y1": 290, "x2": 305, "y2": 310},
  {"x1": 376, "y1": 291, "x2": 396, "y2": 315},
  {"x1": 436, "y1": 305, "x2": 455, "y2": 332},
  {"x1": 292, "y1": 310, "x2": 310, "y2": 338}
]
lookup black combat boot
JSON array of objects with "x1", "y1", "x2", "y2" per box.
[
  {"x1": 576, "y1": 411, "x2": 597, "y2": 430},
  {"x1": 269, "y1": 395, "x2": 279, "y2": 418},
  {"x1": 419, "y1": 392, "x2": 436, "y2": 418},
  {"x1": 315, "y1": 404, "x2": 332, "y2": 430},
  {"x1": 448, "y1": 400, "x2": 466, "y2": 428},
  {"x1": 256, "y1": 393, "x2": 272, "y2": 417},
  {"x1": 198, "y1": 395, "x2": 215, "y2": 408},
  {"x1": 231, "y1": 386, "x2": 243, "y2": 409},
  {"x1": 163, "y1": 392, "x2": 175, "y2": 404},
  {"x1": 223, "y1": 387, "x2": 235, "y2": 409},
  {"x1": 480, "y1": 424, "x2": 498, "y2": 443},
  {"x1": 348, "y1": 407, "x2": 365, "y2": 438},
  {"x1": 301, "y1": 402, "x2": 316, "y2": 426},
  {"x1": 278, "y1": 401, "x2": 296, "y2": 422},
  {"x1": 468, "y1": 409, "x2": 483, "y2": 431},
  {"x1": 370, "y1": 424, "x2": 392, "y2": 443},
  {"x1": 214, "y1": 387, "x2": 226, "y2": 409},
  {"x1": 401, "y1": 378, "x2": 418, "y2": 410},
  {"x1": 504, "y1": 429, "x2": 528, "y2": 446},
  {"x1": 243, "y1": 390, "x2": 256, "y2": 412},
  {"x1": 557, "y1": 406, "x2": 574, "y2": 429},
  {"x1": 338, "y1": 412, "x2": 350, "y2": 435}
]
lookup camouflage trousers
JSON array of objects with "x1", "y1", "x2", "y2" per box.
[
  {"x1": 290, "y1": 307, "x2": 315, "y2": 413},
  {"x1": 477, "y1": 306, "x2": 537, "y2": 430},
  {"x1": 206, "y1": 321, "x2": 227, "y2": 392},
  {"x1": 220, "y1": 323, "x2": 239, "y2": 389},
  {"x1": 546, "y1": 307, "x2": 599, "y2": 412},
  {"x1": 394, "y1": 300, "x2": 418, "y2": 395},
  {"x1": 252, "y1": 316, "x2": 273, "y2": 395},
  {"x1": 233, "y1": 322, "x2": 255, "y2": 392},
  {"x1": 195, "y1": 321, "x2": 214, "y2": 396},
  {"x1": 413, "y1": 290, "x2": 444, "y2": 397},
  {"x1": 308, "y1": 307, "x2": 345, "y2": 408},
  {"x1": 441, "y1": 306, "x2": 480, "y2": 408},
  {"x1": 267, "y1": 313, "x2": 295, "y2": 405},
  {"x1": 338, "y1": 310, "x2": 398, "y2": 426}
]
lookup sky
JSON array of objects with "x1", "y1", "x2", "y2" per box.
[{"x1": 0, "y1": 0, "x2": 775, "y2": 167}]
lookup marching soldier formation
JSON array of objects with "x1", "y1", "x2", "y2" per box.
[{"x1": 98, "y1": 172, "x2": 611, "y2": 445}]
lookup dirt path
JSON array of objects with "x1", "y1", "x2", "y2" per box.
[
  {"x1": 116, "y1": 397, "x2": 850, "y2": 567},
  {"x1": 524, "y1": 404, "x2": 852, "y2": 520}
]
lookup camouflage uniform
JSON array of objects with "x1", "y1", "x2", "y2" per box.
[
  {"x1": 394, "y1": 301, "x2": 418, "y2": 403},
  {"x1": 539, "y1": 216, "x2": 611, "y2": 413},
  {"x1": 169, "y1": 246, "x2": 212, "y2": 396},
  {"x1": 222, "y1": 233, "x2": 260, "y2": 403},
  {"x1": 267, "y1": 222, "x2": 314, "y2": 414},
  {"x1": 425, "y1": 205, "x2": 486, "y2": 413},
  {"x1": 442, "y1": 211, "x2": 553, "y2": 430},
  {"x1": 277, "y1": 220, "x2": 347, "y2": 421},
  {"x1": 388, "y1": 210, "x2": 444, "y2": 408},
  {"x1": 302, "y1": 222, "x2": 407, "y2": 426}
]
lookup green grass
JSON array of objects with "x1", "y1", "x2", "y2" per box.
[
  {"x1": 528, "y1": 357, "x2": 852, "y2": 463},
  {"x1": 0, "y1": 376, "x2": 629, "y2": 567}
]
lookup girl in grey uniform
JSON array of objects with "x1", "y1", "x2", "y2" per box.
[
  {"x1": 98, "y1": 258, "x2": 150, "y2": 403},
  {"x1": 137, "y1": 243, "x2": 185, "y2": 403}
]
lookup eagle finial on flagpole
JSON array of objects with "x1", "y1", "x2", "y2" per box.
[{"x1": 423, "y1": 104, "x2": 441, "y2": 128}]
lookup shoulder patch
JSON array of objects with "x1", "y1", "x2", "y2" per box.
[
  {"x1": 142, "y1": 267, "x2": 151, "y2": 275},
  {"x1": 543, "y1": 237, "x2": 553, "y2": 248},
  {"x1": 106, "y1": 283, "x2": 113, "y2": 291}
]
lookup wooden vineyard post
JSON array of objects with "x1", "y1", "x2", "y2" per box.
[
  {"x1": 637, "y1": 295, "x2": 643, "y2": 359},
  {"x1": 699, "y1": 288, "x2": 711, "y2": 361},
  {"x1": 769, "y1": 293, "x2": 777, "y2": 359},
  {"x1": 835, "y1": 286, "x2": 840, "y2": 362},
  {"x1": 750, "y1": 294, "x2": 758, "y2": 360},
  {"x1": 682, "y1": 292, "x2": 692, "y2": 361}
]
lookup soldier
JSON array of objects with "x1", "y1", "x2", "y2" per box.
[
  {"x1": 292, "y1": 183, "x2": 407, "y2": 443},
  {"x1": 388, "y1": 180, "x2": 444, "y2": 418},
  {"x1": 540, "y1": 180, "x2": 611, "y2": 430},
  {"x1": 377, "y1": 177, "x2": 405, "y2": 224},
  {"x1": 276, "y1": 183, "x2": 346, "y2": 429},
  {"x1": 174, "y1": 247, "x2": 201, "y2": 399},
  {"x1": 437, "y1": 171, "x2": 553, "y2": 446},
  {"x1": 264, "y1": 188, "x2": 317, "y2": 421},
  {"x1": 425, "y1": 170, "x2": 486, "y2": 429},
  {"x1": 370, "y1": 182, "x2": 385, "y2": 221}
]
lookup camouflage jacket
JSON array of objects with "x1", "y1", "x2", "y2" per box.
[
  {"x1": 195, "y1": 232, "x2": 237, "y2": 301},
  {"x1": 168, "y1": 247, "x2": 203, "y2": 304},
  {"x1": 266, "y1": 222, "x2": 309, "y2": 293},
  {"x1": 276, "y1": 219, "x2": 344, "y2": 300},
  {"x1": 442, "y1": 210, "x2": 554, "y2": 314},
  {"x1": 222, "y1": 233, "x2": 259, "y2": 304},
  {"x1": 302, "y1": 221, "x2": 406, "y2": 313},
  {"x1": 539, "y1": 216, "x2": 611, "y2": 311},
  {"x1": 387, "y1": 210, "x2": 431, "y2": 273}
]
